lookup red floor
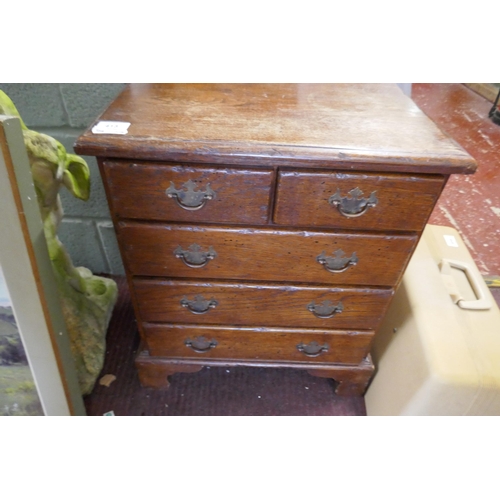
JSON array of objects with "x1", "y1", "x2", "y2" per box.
[{"x1": 412, "y1": 83, "x2": 500, "y2": 277}]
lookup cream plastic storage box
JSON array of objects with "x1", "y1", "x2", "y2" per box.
[{"x1": 365, "y1": 224, "x2": 500, "y2": 416}]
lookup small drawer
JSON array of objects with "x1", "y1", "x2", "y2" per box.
[
  {"x1": 142, "y1": 323, "x2": 374, "y2": 365},
  {"x1": 132, "y1": 279, "x2": 393, "y2": 331},
  {"x1": 119, "y1": 222, "x2": 417, "y2": 287},
  {"x1": 102, "y1": 160, "x2": 274, "y2": 224},
  {"x1": 273, "y1": 169, "x2": 445, "y2": 231}
]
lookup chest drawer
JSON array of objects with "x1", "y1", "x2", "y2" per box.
[
  {"x1": 142, "y1": 324, "x2": 374, "y2": 365},
  {"x1": 132, "y1": 279, "x2": 393, "y2": 330},
  {"x1": 273, "y1": 170, "x2": 445, "y2": 231},
  {"x1": 119, "y1": 222, "x2": 417, "y2": 287},
  {"x1": 102, "y1": 161, "x2": 274, "y2": 224}
]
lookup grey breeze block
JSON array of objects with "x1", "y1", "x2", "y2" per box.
[{"x1": 0, "y1": 83, "x2": 127, "y2": 275}]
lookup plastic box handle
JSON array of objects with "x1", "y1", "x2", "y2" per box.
[{"x1": 439, "y1": 259, "x2": 492, "y2": 310}]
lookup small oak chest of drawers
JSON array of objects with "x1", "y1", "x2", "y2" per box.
[{"x1": 75, "y1": 84, "x2": 475, "y2": 396}]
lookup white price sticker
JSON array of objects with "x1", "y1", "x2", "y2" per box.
[
  {"x1": 92, "y1": 121, "x2": 131, "y2": 135},
  {"x1": 444, "y1": 235, "x2": 459, "y2": 248}
]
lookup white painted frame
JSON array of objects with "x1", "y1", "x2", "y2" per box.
[{"x1": 0, "y1": 115, "x2": 85, "y2": 416}]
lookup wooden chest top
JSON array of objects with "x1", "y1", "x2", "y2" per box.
[{"x1": 74, "y1": 83, "x2": 476, "y2": 174}]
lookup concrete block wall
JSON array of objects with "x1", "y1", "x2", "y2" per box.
[{"x1": 0, "y1": 83, "x2": 127, "y2": 276}]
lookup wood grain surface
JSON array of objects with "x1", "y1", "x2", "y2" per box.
[
  {"x1": 74, "y1": 84, "x2": 476, "y2": 174},
  {"x1": 118, "y1": 222, "x2": 417, "y2": 287},
  {"x1": 74, "y1": 83, "x2": 476, "y2": 396},
  {"x1": 102, "y1": 160, "x2": 274, "y2": 224},
  {"x1": 134, "y1": 347, "x2": 375, "y2": 396},
  {"x1": 132, "y1": 279, "x2": 393, "y2": 330},
  {"x1": 274, "y1": 169, "x2": 446, "y2": 231},
  {"x1": 307, "y1": 356, "x2": 375, "y2": 396},
  {"x1": 142, "y1": 323, "x2": 374, "y2": 365}
]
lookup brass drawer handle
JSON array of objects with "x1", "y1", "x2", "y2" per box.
[
  {"x1": 185, "y1": 336, "x2": 218, "y2": 353},
  {"x1": 180, "y1": 295, "x2": 218, "y2": 314},
  {"x1": 166, "y1": 179, "x2": 216, "y2": 211},
  {"x1": 307, "y1": 300, "x2": 343, "y2": 319},
  {"x1": 328, "y1": 187, "x2": 378, "y2": 218},
  {"x1": 317, "y1": 249, "x2": 358, "y2": 273},
  {"x1": 297, "y1": 341, "x2": 329, "y2": 357},
  {"x1": 174, "y1": 244, "x2": 217, "y2": 268}
]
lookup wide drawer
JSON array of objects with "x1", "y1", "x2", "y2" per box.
[
  {"x1": 142, "y1": 323, "x2": 374, "y2": 365},
  {"x1": 101, "y1": 160, "x2": 274, "y2": 224},
  {"x1": 132, "y1": 279, "x2": 393, "y2": 330},
  {"x1": 119, "y1": 222, "x2": 417, "y2": 287},
  {"x1": 273, "y1": 170, "x2": 445, "y2": 231}
]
